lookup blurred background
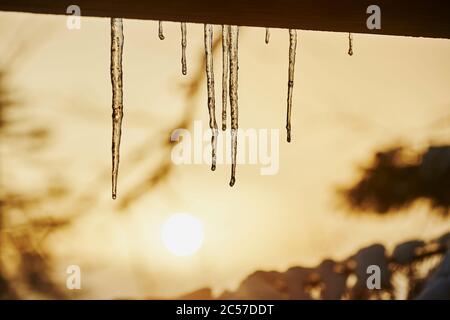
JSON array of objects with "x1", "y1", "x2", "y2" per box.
[{"x1": 0, "y1": 12, "x2": 449, "y2": 299}]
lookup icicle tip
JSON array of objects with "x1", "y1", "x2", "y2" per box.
[
  {"x1": 158, "y1": 21, "x2": 165, "y2": 40},
  {"x1": 348, "y1": 33, "x2": 353, "y2": 56}
]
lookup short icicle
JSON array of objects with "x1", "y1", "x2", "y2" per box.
[
  {"x1": 229, "y1": 25, "x2": 239, "y2": 187},
  {"x1": 221, "y1": 25, "x2": 230, "y2": 131},
  {"x1": 265, "y1": 28, "x2": 270, "y2": 44},
  {"x1": 286, "y1": 29, "x2": 297, "y2": 143},
  {"x1": 348, "y1": 32, "x2": 353, "y2": 56},
  {"x1": 158, "y1": 21, "x2": 165, "y2": 40},
  {"x1": 110, "y1": 18, "x2": 124, "y2": 200},
  {"x1": 204, "y1": 24, "x2": 218, "y2": 171},
  {"x1": 181, "y1": 22, "x2": 187, "y2": 75}
]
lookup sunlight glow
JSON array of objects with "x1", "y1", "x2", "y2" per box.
[{"x1": 161, "y1": 213, "x2": 204, "y2": 256}]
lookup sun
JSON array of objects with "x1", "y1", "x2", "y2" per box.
[{"x1": 161, "y1": 213, "x2": 204, "y2": 256}]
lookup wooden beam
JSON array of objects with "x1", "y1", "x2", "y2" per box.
[{"x1": 0, "y1": 0, "x2": 449, "y2": 38}]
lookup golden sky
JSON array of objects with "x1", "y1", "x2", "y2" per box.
[{"x1": 0, "y1": 12, "x2": 449, "y2": 298}]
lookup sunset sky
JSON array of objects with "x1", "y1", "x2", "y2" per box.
[{"x1": 0, "y1": 12, "x2": 449, "y2": 299}]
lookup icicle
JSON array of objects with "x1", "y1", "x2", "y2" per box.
[
  {"x1": 348, "y1": 32, "x2": 353, "y2": 56},
  {"x1": 265, "y1": 28, "x2": 270, "y2": 44},
  {"x1": 110, "y1": 18, "x2": 124, "y2": 200},
  {"x1": 221, "y1": 25, "x2": 230, "y2": 131},
  {"x1": 158, "y1": 21, "x2": 165, "y2": 40},
  {"x1": 181, "y1": 22, "x2": 187, "y2": 75},
  {"x1": 286, "y1": 29, "x2": 297, "y2": 143},
  {"x1": 229, "y1": 25, "x2": 239, "y2": 187},
  {"x1": 204, "y1": 24, "x2": 218, "y2": 171}
]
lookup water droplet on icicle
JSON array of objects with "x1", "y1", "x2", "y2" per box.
[
  {"x1": 221, "y1": 25, "x2": 230, "y2": 131},
  {"x1": 204, "y1": 24, "x2": 218, "y2": 171},
  {"x1": 110, "y1": 18, "x2": 124, "y2": 200},
  {"x1": 158, "y1": 21, "x2": 165, "y2": 40},
  {"x1": 229, "y1": 25, "x2": 239, "y2": 187},
  {"x1": 181, "y1": 22, "x2": 187, "y2": 75},
  {"x1": 286, "y1": 29, "x2": 297, "y2": 143},
  {"x1": 265, "y1": 28, "x2": 270, "y2": 44},
  {"x1": 348, "y1": 32, "x2": 353, "y2": 56}
]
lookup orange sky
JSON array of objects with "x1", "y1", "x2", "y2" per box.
[{"x1": 0, "y1": 12, "x2": 449, "y2": 298}]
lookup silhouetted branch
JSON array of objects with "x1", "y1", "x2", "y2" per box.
[{"x1": 339, "y1": 145, "x2": 450, "y2": 215}]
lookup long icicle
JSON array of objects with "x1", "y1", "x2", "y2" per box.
[
  {"x1": 221, "y1": 25, "x2": 230, "y2": 131},
  {"x1": 158, "y1": 21, "x2": 165, "y2": 40},
  {"x1": 265, "y1": 28, "x2": 270, "y2": 44},
  {"x1": 204, "y1": 24, "x2": 218, "y2": 171},
  {"x1": 229, "y1": 25, "x2": 239, "y2": 187},
  {"x1": 181, "y1": 22, "x2": 187, "y2": 75},
  {"x1": 111, "y1": 18, "x2": 124, "y2": 200},
  {"x1": 348, "y1": 32, "x2": 353, "y2": 56},
  {"x1": 286, "y1": 29, "x2": 297, "y2": 143}
]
